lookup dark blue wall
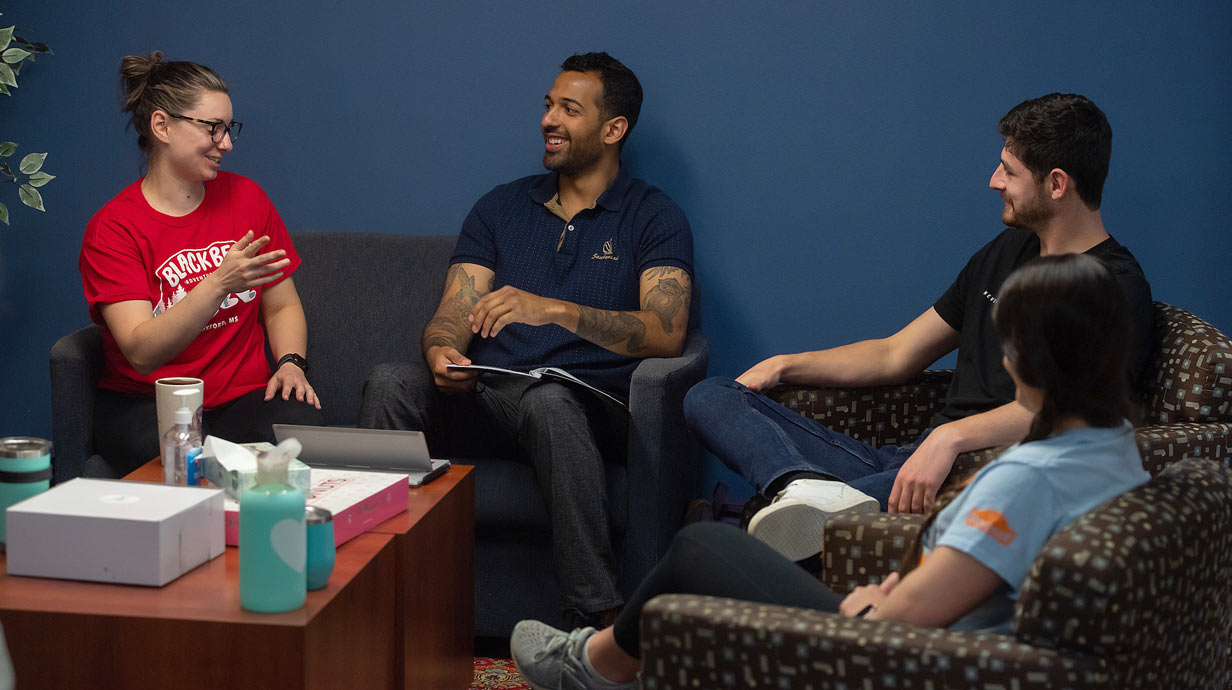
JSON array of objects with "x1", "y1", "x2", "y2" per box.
[{"x1": 3, "y1": 2, "x2": 1230, "y2": 459}]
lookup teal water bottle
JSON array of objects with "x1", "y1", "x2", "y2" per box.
[
  {"x1": 239, "y1": 438, "x2": 306, "y2": 612},
  {"x1": 0, "y1": 437, "x2": 52, "y2": 546}
]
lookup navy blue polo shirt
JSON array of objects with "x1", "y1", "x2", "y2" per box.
[{"x1": 451, "y1": 167, "x2": 693, "y2": 398}]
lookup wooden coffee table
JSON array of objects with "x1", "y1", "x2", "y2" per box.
[
  {"x1": 0, "y1": 461, "x2": 475, "y2": 689},
  {"x1": 368, "y1": 464, "x2": 476, "y2": 690},
  {"x1": 0, "y1": 531, "x2": 397, "y2": 689}
]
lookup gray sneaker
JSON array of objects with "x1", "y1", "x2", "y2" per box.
[{"x1": 510, "y1": 620, "x2": 638, "y2": 690}]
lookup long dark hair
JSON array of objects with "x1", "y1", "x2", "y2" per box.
[{"x1": 899, "y1": 253, "x2": 1130, "y2": 575}]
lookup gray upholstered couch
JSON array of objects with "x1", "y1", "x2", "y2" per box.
[{"x1": 49, "y1": 231, "x2": 709, "y2": 637}]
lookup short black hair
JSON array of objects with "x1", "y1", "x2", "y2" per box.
[
  {"x1": 998, "y1": 93, "x2": 1112, "y2": 210},
  {"x1": 560, "y1": 52, "x2": 643, "y2": 147}
]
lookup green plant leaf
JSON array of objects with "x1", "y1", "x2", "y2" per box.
[
  {"x1": 18, "y1": 183, "x2": 44, "y2": 212},
  {"x1": 0, "y1": 62, "x2": 15, "y2": 88},
  {"x1": 0, "y1": 162, "x2": 12, "y2": 177},
  {"x1": 19, "y1": 152, "x2": 45, "y2": 174},
  {"x1": 2, "y1": 48, "x2": 29, "y2": 64},
  {"x1": 27, "y1": 171, "x2": 54, "y2": 188},
  {"x1": 0, "y1": 201, "x2": 8, "y2": 226},
  {"x1": 0, "y1": 26, "x2": 13, "y2": 51},
  {"x1": 0, "y1": 82, "x2": 8, "y2": 96},
  {"x1": 18, "y1": 183, "x2": 43, "y2": 211},
  {"x1": 0, "y1": 142, "x2": 15, "y2": 157}
]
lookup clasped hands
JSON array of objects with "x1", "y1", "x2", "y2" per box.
[
  {"x1": 427, "y1": 286, "x2": 561, "y2": 394},
  {"x1": 467, "y1": 285, "x2": 562, "y2": 339}
]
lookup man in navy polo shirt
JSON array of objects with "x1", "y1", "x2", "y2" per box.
[{"x1": 360, "y1": 52, "x2": 693, "y2": 629}]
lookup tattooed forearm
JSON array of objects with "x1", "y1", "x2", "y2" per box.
[
  {"x1": 451, "y1": 266, "x2": 489, "y2": 303},
  {"x1": 644, "y1": 277, "x2": 688, "y2": 333},
  {"x1": 576, "y1": 306, "x2": 648, "y2": 354},
  {"x1": 421, "y1": 265, "x2": 487, "y2": 353},
  {"x1": 422, "y1": 302, "x2": 471, "y2": 351}
]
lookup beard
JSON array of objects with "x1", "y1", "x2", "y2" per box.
[
  {"x1": 1001, "y1": 189, "x2": 1051, "y2": 230},
  {"x1": 542, "y1": 127, "x2": 605, "y2": 177}
]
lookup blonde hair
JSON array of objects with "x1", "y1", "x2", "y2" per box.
[{"x1": 120, "y1": 52, "x2": 228, "y2": 155}]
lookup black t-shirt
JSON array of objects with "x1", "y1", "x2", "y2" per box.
[{"x1": 931, "y1": 228, "x2": 1153, "y2": 426}]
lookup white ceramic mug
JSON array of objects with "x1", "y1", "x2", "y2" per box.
[{"x1": 155, "y1": 377, "x2": 204, "y2": 450}]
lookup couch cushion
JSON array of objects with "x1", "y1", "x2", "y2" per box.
[{"x1": 290, "y1": 232, "x2": 456, "y2": 426}]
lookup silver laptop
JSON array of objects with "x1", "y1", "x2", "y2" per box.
[{"x1": 271, "y1": 424, "x2": 451, "y2": 487}]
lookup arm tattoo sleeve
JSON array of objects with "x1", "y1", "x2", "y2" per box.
[
  {"x1": 576, "y1": 306, "x2": 648, "y2": 354},
  {"x1": 644, "y1": 276, "x2": 689, "y2": 333},
  {"x1": 422, "y1": 265, "x2": 486, "y2": 352}
]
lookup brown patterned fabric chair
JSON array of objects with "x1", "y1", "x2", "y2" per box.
[
  {"x1": 640, "y1": 459, "x2": 1232, "y2": 689},
  {"x1": 770, "y1": 301, "x2": 1232, "y2": 584}
]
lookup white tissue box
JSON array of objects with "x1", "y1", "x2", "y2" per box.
[
  {"x1": 200, "y1": 439, "x2": 312, "y2": 500},
  {"x1": 201, "y1": 455, "x2": 312, "y2": 501},
  {"x1": 5, "y1": 478, "x2": 224, "y2": 587}
]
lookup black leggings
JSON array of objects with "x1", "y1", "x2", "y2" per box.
[
  {"x1": 94, "y1": 387, "x2": 325, "y2": 476},
  {"x1": 612, "y1": 521, "x2": 843, "y2": 656}
]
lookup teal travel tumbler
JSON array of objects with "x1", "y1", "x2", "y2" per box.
[
  {"x1": 0, "y1": 437, "x2": 52, "y2": 546},
  {"x1": 305, "y1": 506, "x2": 335, "y2": 590}
]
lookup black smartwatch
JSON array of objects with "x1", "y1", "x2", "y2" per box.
[{"x1": 277, "y1": 353, "x2": 309, "y2": 373}]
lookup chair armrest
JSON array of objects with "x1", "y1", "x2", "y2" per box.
[
  {"x1": 640, "y1": 594, "x2": 1109, "y2": 689},
  {"x1": 49, "y1": 324, "x2": 104, "y2": 484},
  {"x1": 622, "y1": 330, "x2": 710, "y2": 583},
  {"x1": 766, "y1": 370, "x2": 953, "y2": 447},
  {"x1": 821, "y1": 511, "x2": 926, "y2": 594},
  {"x1": 1134, "y1": 422, "x2": 1232, "y2": 477}
]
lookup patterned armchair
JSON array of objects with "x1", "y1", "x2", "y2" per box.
[
  {"x1": 640, "y1": 458, "x2": 1232, "y2": 689},
  {"x1": 769, "y1": 301, "x2": 1232, "y2": 501}
]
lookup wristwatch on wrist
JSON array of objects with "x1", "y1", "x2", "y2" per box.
[{"x1": 277, "y1": 353, "x2": 309, "y2": 373}]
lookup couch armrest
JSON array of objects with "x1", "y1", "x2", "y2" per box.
[
  {"x1": 640, "y1": 594, "x2": 1109, "y2": 689},
  {"x1": 622, "y1": 330, "x2": 710, "y2": 585},
  {"x1": 49, "y1": 324, "x2": 104, "y2": 484},
  {"x1": 820, "y1": 511, "x2": 926, "y2": 594},
  {"x1": 1134, "y1": 422, "x2": 1232, "y2": 476},
  {"x1": 766, "y1": 370, "x2": 954, "y2": 447}
]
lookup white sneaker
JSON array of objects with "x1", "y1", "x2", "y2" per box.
[{"x1": 746, "y1": 479, "x2": 880, "y2": 561}]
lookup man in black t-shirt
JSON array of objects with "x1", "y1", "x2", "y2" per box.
[{"x1": 683, "y1": 93, "x2": 1153, "y2": 562}]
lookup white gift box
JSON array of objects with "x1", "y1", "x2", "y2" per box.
[{"x1": 5, "y1": 478, "x2": 225, "y2": 586}]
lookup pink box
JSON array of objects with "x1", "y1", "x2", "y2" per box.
[{"x1": 224, "y1": 469, "x2": 409, "y2": 547}]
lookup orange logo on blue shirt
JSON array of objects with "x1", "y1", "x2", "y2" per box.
[{"x1": 965, "y1": 508, "x2": 1018, "y2": 546}]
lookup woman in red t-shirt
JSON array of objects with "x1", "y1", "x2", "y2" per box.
[{"x1": 79, "y1": 52, "x2": 323, "y2": 475}]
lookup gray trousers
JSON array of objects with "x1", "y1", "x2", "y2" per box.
[{"x1": 358, "y1": 362, "x2": 628, "y2": 620}]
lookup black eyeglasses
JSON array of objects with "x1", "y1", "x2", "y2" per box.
[{"x1": 168, "y1": 113, "x2": 243, "y2": 143}]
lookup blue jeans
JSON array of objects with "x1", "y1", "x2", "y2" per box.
[{"x1": 683, "y1": 377, "x2": 931, "y2": 509}]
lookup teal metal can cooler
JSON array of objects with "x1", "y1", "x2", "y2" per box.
[
  {"x1": 305, "y1": 506, "x2": 335, "y2": 590},
  {"x1": 0, "y1": 437, "x2": 52, "y2": 545}
]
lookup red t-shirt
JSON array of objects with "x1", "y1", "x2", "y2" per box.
[{"x1": 79, "y1": 172, "x2": 301, "y2": 408}]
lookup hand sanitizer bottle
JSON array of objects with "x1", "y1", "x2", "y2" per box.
[
  {"x1": 239, "y1": 438, "x2": 307, "y2": 612},
  {"x1": 162, "y1": 389, "x2": 203, "y2": 486}
]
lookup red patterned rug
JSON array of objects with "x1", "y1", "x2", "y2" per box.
[{"x1": 471, "y1": 657, "x2": 530, "y2": 689}]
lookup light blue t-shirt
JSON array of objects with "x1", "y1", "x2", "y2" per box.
[{"x1": 923, "y1": 422, "x2": 1149, "y2": 632}]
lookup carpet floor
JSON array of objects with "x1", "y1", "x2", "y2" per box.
[{"x1": 471, "y1": 657, "x2": 530, "y2": 690}]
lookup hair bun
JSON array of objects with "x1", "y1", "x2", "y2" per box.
[{"x1": 119, "y1": 51, "x2": 166, "y2": 113}]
